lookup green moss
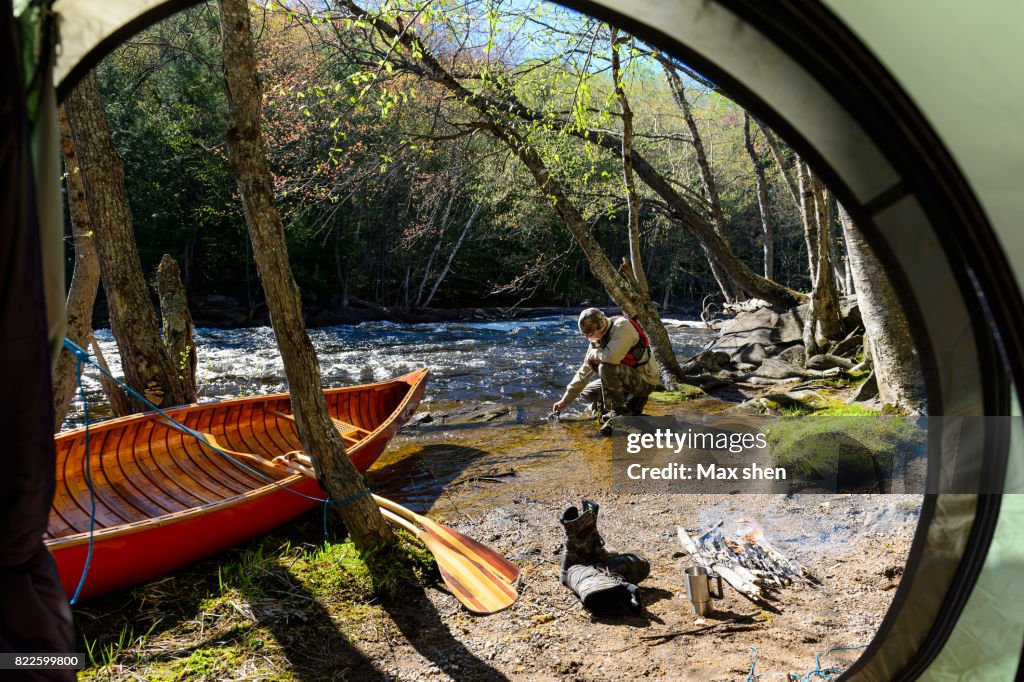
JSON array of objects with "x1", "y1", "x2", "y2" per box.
[
  {"x1": 649, "y1": 384, "x2": 706, "y2": 403},
  {"x1": 766, "y1": 415, "x2": 925, "y2": 489},
  {"x1": 812, "y1": 402, "x2": 879, "y2": 416}
]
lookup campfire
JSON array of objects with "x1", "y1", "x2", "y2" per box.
[{"x1": 677, "y1": 523, "x2": 820, "y2": 610}]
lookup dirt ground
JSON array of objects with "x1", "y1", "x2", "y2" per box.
[
  {"x1": 355, "y1": 478, "x2": 918, "y2": 681},
  {"x1": 331, "y1": 391, "x2": 921, "y2": 681},
  {"x1": 74, "y1": 390, "x2": 921, "y2": 681}
]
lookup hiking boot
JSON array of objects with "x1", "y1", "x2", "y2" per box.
[
  {"x1": 598, "y1": 409, "x2": 623, "y2": 436},
  {"x1": 559, "y1": 500, "x2": 612, "y2": 585},
  {"x1": 563, "y1": 564, "x2": 643, "y2": 616},
  {"x1": 625, "y1": 395, "x2": 648, "y2": 416},
  {"x1": 594, "y1": 553, "x2": 651, "y2": 585}
]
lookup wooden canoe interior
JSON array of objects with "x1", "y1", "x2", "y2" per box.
[{"x1": 48, "y1": 379, "x2": 413, "y2": 542}]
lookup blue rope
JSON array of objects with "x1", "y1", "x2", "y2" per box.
[
  {"x1": 62, "y1": 338, "x2": 372, "y2": 594},
  {"x1": 746, "y1": 644, "x2": 867, "y2": 682},
  {"x1": 68, "y1": 354, "x2": 95, "y2": 606}
]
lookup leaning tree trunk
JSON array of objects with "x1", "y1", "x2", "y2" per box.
[
  {"x1": 63, "y1": 72, "x2": 191, "y2": 412},
  {"x1": 53, "y1": 104, "x2": 103, "y2": 429},
  {"x1": 667, "y1": 64, "x2": 743, "y2": 303},
  {"x1": 493, "y1": 122, "x2": 686, "y2": 385},
  {"x1": 53, "y1": 105, "x2": 133, "y2": 427},
  {"x1": 744, "y1": 113, "x2": 774, "y2": 281},
  {"x1": 838, "y1": 206, "x2": 925, "y2": 413},
  {"x1": 611, "y1": 29, "x2": 650, "y2": 297},
  {"x1": 218, "y1": 0, "x2": 392, "y2": 548}
]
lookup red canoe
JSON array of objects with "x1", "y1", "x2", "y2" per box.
[{"x1": 46, "y1": 368, "x2": 428, "y2": 601}]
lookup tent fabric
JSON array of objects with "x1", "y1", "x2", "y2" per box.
[
  {"x1": 52, "y1": 0, "x2": 197, "y2": 97},
  {"x1": 0, "y1": 0, "x2": 74, "y2": 677}
]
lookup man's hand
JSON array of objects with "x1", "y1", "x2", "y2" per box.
[{"x1": 552, "y1": 400, "x2": 566, "y2": 414}]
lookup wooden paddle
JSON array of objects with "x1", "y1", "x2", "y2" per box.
[
  {"x1": 380, "y1": 507, "x2": 518, "y2": 614},
  {"x1": 373, "y1": 494, "x2": 520, "y2": 586}
]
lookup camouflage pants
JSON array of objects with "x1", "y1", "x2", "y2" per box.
[{"x1": 580, "y1": 362, "x2": 654, "y2": 415}]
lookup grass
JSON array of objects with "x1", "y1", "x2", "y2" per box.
[
  {"x1": 765, "y1": 414, "x2": 926, "y2": 489},
  {"x1": 75, "y1": 516, "x2": 438, "y2": 680}
]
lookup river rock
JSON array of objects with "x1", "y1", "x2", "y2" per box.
[
  {"x1": 756, "y1": 357, "x2": 804, "y2": 379},
  {"x1": 409, "y1": 412, "x2": 434, "y2": 427},
  {"x1": 849, "y1": 371, "x2": 879, "y2": 403},
  {"x1": 806, "y1": 354, "x2": 855, "y2": 371},
  {"x1": 771, "y1": 308, "x2": 805, "y2": 345},
  {"x1": 681, "y1": 350, "x2": 731, "y2": 374},
  {"x1": 731, "y1": 342, "x2": 767, "y2": 365},
  {"x1": 831, "y1": 332, "x2": 864, "y2": 358},
  {"x1": 715, "y1": 307, "x2": 778, "y2": 349},
  {"x1": 839, "y1": 296, "x2": 862, "y2": 330},
  {"x1": 775, "y1": 344, "x2": 806, "y2": 367}
]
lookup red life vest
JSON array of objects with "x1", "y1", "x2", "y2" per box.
[{"x1": 611, "y1": 316, "x2": 650, "y2": 367}]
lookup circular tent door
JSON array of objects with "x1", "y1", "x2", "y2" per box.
[{"x1": 50, "y1": 0, "x2": 1024, "y2": 679}]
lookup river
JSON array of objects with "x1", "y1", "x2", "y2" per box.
[{"x1": 66, "y1": 315, "x2": 716, "y2": 426}]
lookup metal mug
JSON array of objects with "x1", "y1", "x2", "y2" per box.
[{"x1": 684, "y1": 565, "x2": 724, "y2": 616}]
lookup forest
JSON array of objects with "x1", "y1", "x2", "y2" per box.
[
  {"x1": 54, "y1": 0, "x2": 927, "y2": 547},
  {"x1": 78, "y1": 0, "x2": 815, "y2": 319}
]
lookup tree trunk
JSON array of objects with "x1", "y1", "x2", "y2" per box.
[
  {"x1": 218, "y1": 0, "x2": 391, "y2": 547},
  {"x1": 611, "y1": 29, "x2": 650, "y2": 297},
  {"x1": 838, "y1": 206, "x2": 925, "y2": 413},
  {"x1": 755, "y1": 118, "x2": 800, "y2": 210},
  {"x1": 156, "y1": 254, "x2": 198, "y2": 402},
  {"x1": 62, "y1": 72, "x2": 190, "y2": 411},
  {"x1": 665, "y1": 61, "x2": 742, "y2": 302},
  {"x1": 744, "y1": 113, "x2": 774, "y2": 281},
  {"x1": 798, "y1": 161, "x2": 844, "y2": 352},
  {"x1": 423, "y1": 201, "x2": 481, "y2": 308},
  {"x1": 53, "y1": 105, "x2": 103, "y2": 429},
  {"x1": 809, "y1": 173, "x2": 844, "y2": 341},
  {"x1": 90, "y1": 332, "x2": 133, "y2": 417}
]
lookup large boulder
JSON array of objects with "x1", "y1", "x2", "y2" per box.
[
  {"x1": 731, "y1": 342, "x2": 768, "y2": 365},
  {"x1": 831, "y1": 332, "x2": 864, "y2": 358},
  {"x1": 849, "y1": 371, "x2": 880, "y2": 404},
  {"x1": 715, "y1": 307, "x2": 778, "y2": 350},
  {"x1": 771, "y1": 308, "x2": 805, "y2": 345},
  {"x1": 755, "y1": 357, "x2": 804, "y2": 380}
]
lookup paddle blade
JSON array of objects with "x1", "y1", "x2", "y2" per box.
[
  {"x1": 373, "y1": 494, "x2": 520, "y2": 585},
  {"x1": 414, "y1": 516, "x2": 520, "y2": 585},
  {"x1": 380, "y1": 508, "x2": 518, "y2": 615}
]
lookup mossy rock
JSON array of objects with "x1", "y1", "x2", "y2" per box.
[
  {"x1": 766, "y1": 415, "x2": 925, "y2": 490},
  {"x1": 649, "y1": 384, "x2": 706, "y2": 403}
]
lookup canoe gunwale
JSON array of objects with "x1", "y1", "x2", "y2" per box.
[{"x1": 47, "y1": 368, "x2": 429, "y2": 551}]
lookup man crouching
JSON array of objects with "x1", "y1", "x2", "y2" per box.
[{"x1": 552, "y1": 308, "x2": 660, "y2": 430}]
